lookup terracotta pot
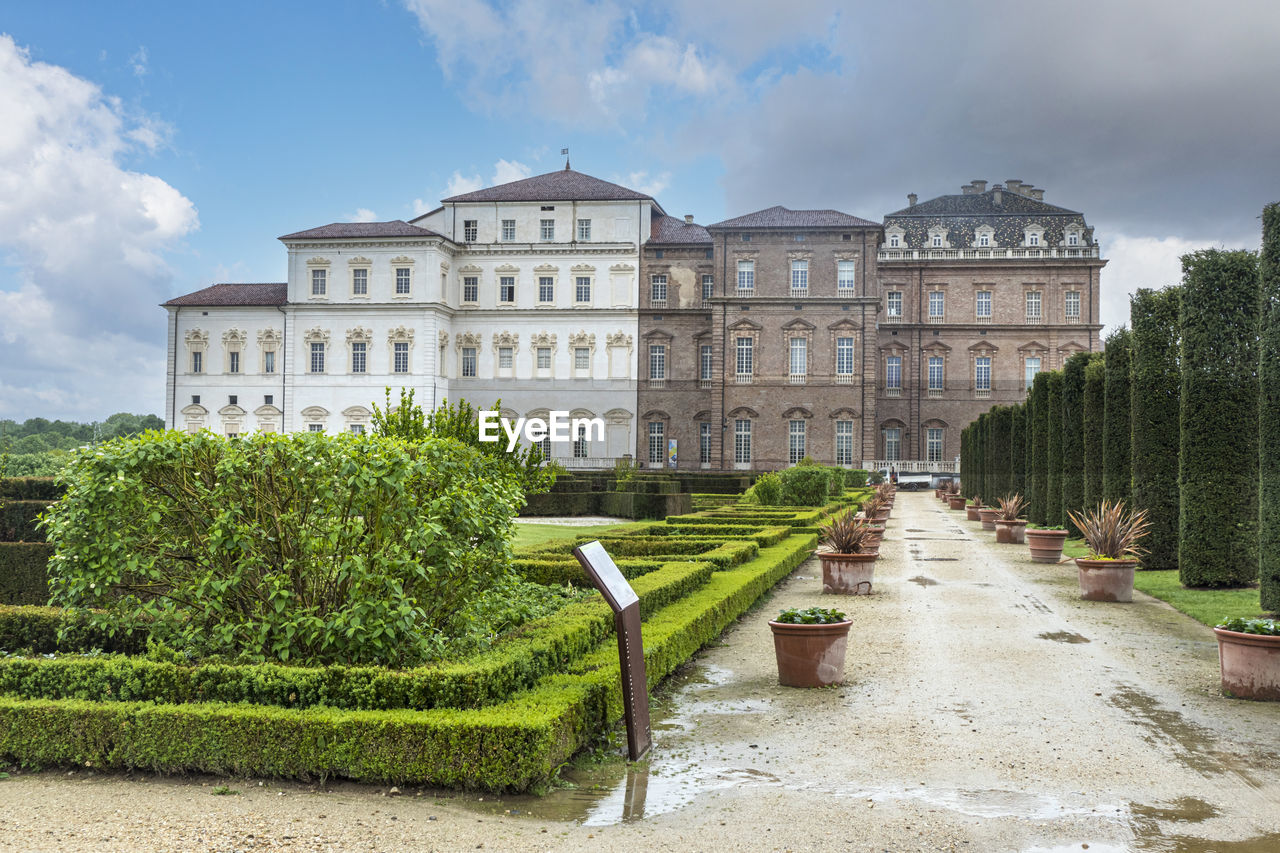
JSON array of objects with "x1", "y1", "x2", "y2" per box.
[
  {"x1": 819, "y1": 551, "x2": 876, "y2": 595},
  {"x1": 874, "y1": 509, "x2": 891, "y2": 522},
  {"x1": 1075, "y1": 558, "x2": 1138, "y2": 602},
  {"x1": 966, "y1": 505, "x2": 983, "y2": 522},
  {"x1": 769, "y1": 619, "x2": 853, "y2": 687},
  {"x1": 1214, "y1": 628, "x2": 1280, "y2": 701},
  {"x1": 977, "y1": 507, "x2": 999, "y2": 530},
  {"x1": 948, "y1": 495, "x2": 966, "y2": 510},
  {"x1": 994, "y1": 519, "x2": 1028, "y2": 544},
  {"x1": 1026, "y1": 529, "x2": 1068, "y2": 563},
  {"x1": 934, "y1": 488, "x2": 943, "y2": 499}
]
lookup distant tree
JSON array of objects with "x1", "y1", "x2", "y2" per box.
[
  {"x1": 1103, "y1": 329, "x2": 1133, "y2": 505},
  {"x1": 1028, "y1": 372, "x2": 1050, "y2": 525},
  {"x1": 1082, "y1": 354, "x2": 1106, "y2": 514},
  {"x1": 1130, "y1": 287, "x2": 1182, "y2": 571},
  {"x1": 1010, "y1": 403, "x2": 1027, "y2": 498},
  {"x1": 1060, "y1": 352, "x2": 1090, "y2": 534}
]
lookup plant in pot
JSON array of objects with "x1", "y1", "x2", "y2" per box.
[
  {"x1": 768, "y1": 606, "x2": 852, "y2": 687},
  {"x1": 935, "y1": 478, "x2": 953, "y2": 500},
  {"x1": 977, "y1": 503, "x2": 1000, "y2": 531},
  {"x1": 1065, "y1": 500, "x2": 1151, "y2": 602},
  {"x1": 861, "y1": 493, "x2": 889, "y2": 523},
  {"x1": 965, "y1": 495, "x2": 984, "y2": 522},
  {"x1": 1213, "y1": 618, "x2": 1280, "y2": 701},
  {"x1": 816, "y1": 514, "x2": 878, "y2": 595},
  {"x1": 993, "y1": 494, "x2": 1029, "y2": 544},
  {"x1": 1025, "y1": 524, "x2": 1069, "y2": 563},
  {"x1": 947, "y1": 488, "x2": 966, "y2": 510}
]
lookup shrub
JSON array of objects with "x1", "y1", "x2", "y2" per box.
[
  {"x1": 1060, "y1": 352, "x2": 1090, "y2": 534},
  {"x1": 1082, "y1": 354, "x2": 1106, "y2": 515},
  {"x1": 1103, "y1": 328, "x2": 1133, "y2": 505},
  {"x1": 867, "y1": 470, "x2": 885, "y2": 485},
  {"x1": 844, "y1": 469, "x2": 869, "y2": 488},
  {"x1": 41, "y1": 431, "x2": 523, "y2": 667},
  {"x1": 0, "y1": 543, "x2": 52, "y2": 605},
  {"x1": 1130, "y1": 287, "x2": 1182, "y2": 571},
  {"x1": 1179, "y1": 249, "x2": 1261, "y2": 587},
  {"x1": 817, "y1": 516, "x2": 876, "y2": 554},
  {"x1": 1261, "y1": 203, "x2": 1280, "y2": 611},
  {"x1": 0, "y1": 478, "x2": 65, "y2": 501},
  {"x1": 779, "y1": 466, "x2": 832, "y2": 506},
  {"x1": 1045, "y1": 371, "x2": 1064, "y2": 527},
  {"x1": 1010, "y1": 404, "x2": 1027, "y2": 499},
  {"x1": 749, "y1": 472, "x2": 783, "y2": 506},
  {"x1": 1028, "y1": 371, "x2": 1049, "y2": 525},
  {"x1": 0, "y1": 501, "x2": 49, "y2": 542},
  {"x1": 1067, "y1": 500, "x2": 1152, "y2": 561},
  {"x1": 774, "y1": 606, "x2": 846, "y2": 624},
  {"x1": 825, "y1": 467, "x2": 845, "y2": 497}
]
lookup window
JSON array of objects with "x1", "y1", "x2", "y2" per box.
[
  {"x1": 789, "y1": 420, "x2": 806, "y2": 464},
  {"x1": 498, "y1": 346, "x2": 513, "y2": 370},
  {"x1": 574, "y1": 347, "x2": 590, "y2": 371},
  {"x1": 976, "y1": 290, "x2": 992, "y2": 320},
  {"x1": 651, "y1": 275, "x2": 668, "y2": 303},
  {"x1": 536, "y1": 347, "x2": 551, "y2": 370},
  {"x1": 790, "y1": 260, "x2": 808, "y2": 292},
  {"x1": 979, "y1": 233, "x2": 990, "y2": 247},
  {"x1": 700, "y1": 345, "x2": 713, "y2": 382},
  {"x1": 889, "y1": 234, "x2": 900, "y2": 247},
  {"x1": 461, "y1": 347, "x2": 477, "y2": 377},
  {"x1": 789, "y1": 337, "x2": 807, "y2": 379},
  {"x1": 192, "y1": 351, "x2": 203, "y2": 373},
  {"x1": 311, "y1": 268, "x2": 327, "y2": 296},
  {"x1": 540, "y1": 219, "x2": 555, "y2": 241},
  {"x1": 649, "y1": 344, "x2": 666, "y2": 380},
  {"x1": 395, "y1": 267, "x2": 411, "y2": 295},
  {"x1": 976, "y1": 356, "x2": 992, "y2": 392},
  {"x1": 836, "y1": 337, "x2": 855, "y2": 376},
  {"x1": 1065, "y1": 291, "x2": 1081, "y2": 321},
  {"x1": 501, "y1": 219, "x2": 516, "y2": 241},
  {"x1": 351, "y1": 342, "x2": 366, "y2": 373},
  {"x1": 734, "y1": 419, "x2": 752, "y2": 464},
  {"x1": 700, "y1": 422, "x2": 712, "y2": 464},
  {"x1": 735, "y1": 337, "x2": 753, "y2": 377},
  {"x1": 1025, "y1": 356, "x2": 1042, "y2": 389},
  {"x1": 886, "y1": 291, "x2": 903, "y2": 319},
  {"x1": 702, "y1": 275, "x2": 714, "y2": 302},
  {"x1": 263, "y1": 395, "x2": 272, "y2": 405},
  {"x1": 648, "y1": 422, "x2": 665, "y2": 464},
  {"x1": 575, "y1": 276, "x2": 591, "y2": 303},
  {"x1": 263, "y1": 350, "x2": 275, "y2": 374},
  {"x1": 886, "y1": 355, "x2": 902, "y2": 395},
  {"x1": 310, "y1": 342, "x2": 325, "y2": 374},
  {"x1": 573, "y1": 433, "x2": 589, "y2": 459},
  {"x1": 932, "y1": 234, "x2": 943, "y2": 248},
  {"x1": 736, "y1": 260, "x2": 754, "y2": 292},
  {"x1": 352, "y1": 268, "x2": 368, "y2": 295},
  {"x1": 836, "y1": 421, "x2": 854, "y2": 465},
  {"x1": 350, "y1": 424, "x2": 365, "y2": 436},
  {"x1": 538, "y1": 276, "x2": 554, "y2": 303},
  {"x1": 1067, "y1": 232, "x2": 1079, "y2": 246},
  {"x1": 463, "y1": 220, "x2": 477, "y2": 242},
  {"x1": 926, "y1": 428, "x2": 943, "y2": 463},
  {"x1": 928, "y1": 356, "x2": 944, "y2": 394},
  {"x1": 741, "y1": 233, "x2": 751, "y2": 242},
  {"x1": 539, "y1": 436, "x2": 551, "y2": 460},
  {"x1": 228, "y1": 395, "x2": 237, "y2": 405},
  {"x1": 499, "y1": 276, "x2": 515, "y2": 303},
  {"x1": 463, "y1": 276, "x2": 478, "y2": 303},
  {"x1": 884, "y1": 427, "x2": 901, "y2": 461},
  {"x1": 577, "y1": 219, "x2": 591, "y2": 241},
  {"x1": 1028, "y1": 232, "x2": 1040, "y2": 246},
  {"x1": 228, "y1": 351, "x2": 240, "y2": 374},
  {"x1": 1026, "y1": 290, "x2": 1042, "y2": 321},
  {"x1": 837, "y1": 260, "x2": 856, "y2": 292},
  {"x1": 928, "y1": 291, "x2": 945, "y2": 321},
  {"x1": 308, "y1": 423, "x2": 325, "y2": 433}
]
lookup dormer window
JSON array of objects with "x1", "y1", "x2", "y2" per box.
[
  {"x1": 979, "y1": 234, "x2": 990, "y2": 246},
  {"x1": 932, "y1": 235, "x2": 943, "y2": 247},
  {"x1": 1024, "y1": 224, "x2": 1045, "y2": 247},
  {"x1": 1028, "y1": 233, "x2": 1040, "y2": 246},
  {"x1": 1068, "y1": 233, "x2": 1078, "y2": 245},
  {"x1": 927, "y1": 227, "x2": 949, "y2": 249}
]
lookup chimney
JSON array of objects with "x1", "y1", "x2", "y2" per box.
[
  {"x1": 1006, "y1": 179, "x2": 1023, "y2": 194},
  {"x1": 972, "y1": 179, "x2": 987, "y2": 193},
  {"x1": 907, "y1": 193, "x2": 918, "y2": 207},
  {"x1": 992, "y1": 184, "x2": 1003, "y2": 205},
  {"x1": 961, "y1": 183, "x2": 977, "y2": 195},
  {"x1": 684, "y1": 214, "x2": 694, "y2": 224},
  {"x1": 1029, "y1": 188, "x2": 1044, "y2": 201}
]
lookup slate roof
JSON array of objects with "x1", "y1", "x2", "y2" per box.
[
  {"x1": 649, "y1": 214, "x2": 712, "y2": 245},
  {"x1": 883, "y1": 186, "x2": 1093, "y2": 250},
  {"x1": 709, "y1": 206, "x2": 878, "y2": 229},
  {"x1": 164, "y1": 283, "x2": 288, "y2": 307},
  {"x1": 440, "y1": 168, "x2": 654, "y2": 203},
  {"x1": 278, "y1": 221, "x2": 444, "y2": 241},
  {"x1": 886, "y1": 189, "x2": 1080, "y2": 218}
]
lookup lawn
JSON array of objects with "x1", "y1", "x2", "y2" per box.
[{"x1": 511, "y1": 520, "x2": 639, "y2": 550}]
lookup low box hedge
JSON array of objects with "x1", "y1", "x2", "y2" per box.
[
  {"x1": 0, "y1": 543, "x2": 53, "y2": 605},
  {"x1": 0, "y1": 604, "x2": 149, "y2": 656},
  {"x1": 0, "y1": 501, "x2": 50, "y2": 543},
  {"x1": 510, "y1": 557, "x2": 664, "y2": 586}
]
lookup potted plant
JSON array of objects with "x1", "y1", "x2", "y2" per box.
[
  {"x1": 861, "y1": 494, "x2": 890, "y2": 523},
  {"x1": 1025, "y1": 525, "x2": 1069, "y2": 563},
  {"x1": 1213, "y1": 618, "x2": 1280, "y2": 701},
  {"x1": 1066, "y1": 500, "x2": 1151, "y2": 602},
  {"x1": 977, "y1": 504, "x2": 1000, "y2": 531},
  {"x1": 965, "y1": 495, "x2": 984, "y2": 522},
  {"x1": 768, "y1": 606, "x2": 853, "y2": 687},
  {"x1": 993, "y1": 494, "x2": 1029, "y2": 544},
  {"x1": 816, "y1": 515, "x2": 878, "y2": 595},
  {"x1": 947, "y1": 490, "x2": 966, "y2": 510}
]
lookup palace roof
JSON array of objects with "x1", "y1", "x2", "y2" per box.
[
  {"x1": 709, "y1": 206, "x2": 878, "y2": 229},
  {"x1": 278, "y1": 221, "x2": 443, "y2": 241},
  {"x1": 164, "y1": 283, "x2": 288, "y2": 307},
  {"x1": 441, "y1": 168, "x2": 654, "y2": 203},
  {"x1": 649, "y1": 214, "x2": 712, "y2": 245}
]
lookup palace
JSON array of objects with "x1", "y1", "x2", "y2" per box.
[{"x1": 164, "y1": 170, "x2": 1104, "y2": 472}]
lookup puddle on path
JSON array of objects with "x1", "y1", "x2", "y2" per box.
[
  {"x1": 1038, "y1": 631, "x2": 1091, "y2": 644},
  {"x1": 907, "y1": 575, "x2": 939, "y2": 586}
]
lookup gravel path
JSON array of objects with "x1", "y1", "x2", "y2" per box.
[{"x1": 3, "y1": 493, "x2": 1279, "y2": 852}]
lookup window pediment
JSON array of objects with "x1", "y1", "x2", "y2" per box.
[
  {"x1": 642, "y1": 410, "x2": 670, "y2": 421},
  {"x1": 492, "y1": 331, "x2": 518, "y2": 348},
  {"x1": 968, "y1": 341, "x2": 999, "y2": 354},
  {"x1": 829, "y1": 407, "x2": 860, "y2": 419},
  {"x1": 348, "y1": 256, "x2": 372, "y2": 266},
  {"x1": 782, "y1": 407, "x2": 813, "y2": 419},
  {"x1": 643, "y1": 328, "x2": 674, "y2": 341},
  {"x1": 728, "y1": 318, "x2": 762, "y2": 332},
  {"x1": 390, "y1": 256, "x2": 415, "y2": 265},
  {"x1": 727, "y1": 406, "x2": 759, "y2": 419},
  {"x1": 782, "y1": 318, "x2": 816, "y2": 331},
  {"x1": 456, "y1": 331, "x2": 482, "y2": 349},
  {"x1": 569, "y1": 330, "x2": 596, "y2": 348},
  {"x1": 1017, "y1": 340, "x2": 1049, "y2": 353}
]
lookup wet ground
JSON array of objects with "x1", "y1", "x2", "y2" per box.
[{"x1": 2, "y1": 493, "x2": 1278, "y2": 851}]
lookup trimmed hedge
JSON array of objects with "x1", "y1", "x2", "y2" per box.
[
  {"x1": 1103, "y1": 328, "x2": 1133, "y2": 506},
  {"x1": 0, "y1": 543, "x2": 52, "y2": 605},
  {"x1": 1010, "y1": 403, "x2": 1027, "y2": 499},
  {"x1": 1082, "y1": 353, "x2": 1106, "y2": 516},
  {"x1": 1130, "y1": 287, "x2": 1182, "y2": 571},
  {"x1": 1045, "y1": 371, "x2": 1064, "y2": 527},
  {"x1": 0, "y1": 501, "x2": 49, "y2": 543},
  {"x1": 778, "y1": 467, "x2": 831, "y2": 506},
  {"x1": 1179, "y1": 250, "x2": 1261, "y2": 587},
  {"x1": 1263, "y1": 203, "x2": 1280, "y2": 612},
  {"x1": 1060, "y1": 352, "x2": 1090, "y2": 535},
  {"x1": 0, "y1": 604, "x2": 149, "y2": 656},
  {"x1": 1029, "y1": 371, "x2": 1049, "y2": 525},
  {"x1": 512, "y1": 558, "x2": 663, "y2": 587},
  {"x1": 0, "y1": 478, "x2": 64, "y2": 501}
]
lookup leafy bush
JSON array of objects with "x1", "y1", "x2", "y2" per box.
[
  {"x1": 779, "y1": 467, "x2": 831, "y2": 506},
  {"x1": 844, "y1": 469, "x2": 869, "y2": 488},
  {"x1": 1067, "y1": 499, "x2": 1151, "y2": 561},
  {"x1": 41, "y1": 430, "x2": 523, "y2": 667},
  {"x1": 867, "y1": 470, "x2": 885, "y2": 485},
  {"x1": 1216, "y1": 617, "x2": 1280, "y2": 636},
  {"x1": 748, "y1": 472, "x2": 783, "y2": 506},
  {"x1": 774, "y1": 606, "x2": 847, "y2": 624}
]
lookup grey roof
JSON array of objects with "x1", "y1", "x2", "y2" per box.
[
  {"x1": 883, "y1": 185, "x2": 1092, "y2": 250},
  {"x1": 886, "y1": 189, "x2": 1080, "y2": 218},
  {"x1": 440, "y1": 168, "x2": 654, "y2": 203},
  {"x1": 165, "y1": 283, "x2": 288, "y2": 307},
  {"x1": 649, "y1": 214, "x2": 711, "y2": 245},
  {"x1": 709, "y1": 205, "x2": 878, "y2": 229},
  {"x1": 278, "y1": 220, "x2": 444, "y2": 241}
]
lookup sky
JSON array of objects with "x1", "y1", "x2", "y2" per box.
[{"x1": 1, "y1": 0, "x2": 1277, "y2": 421}]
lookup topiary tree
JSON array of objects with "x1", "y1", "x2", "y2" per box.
[
  {"x1": 1061, "y1": 352, "x2": 1090, "y2": 534},
  {"x1": 1130, "y1": 286, "x2": 1182, "y2": 571},
  {"x1": 1259, "y1": 204, "x2": 1280, "y2": 610},
  {"x1": 1103, "y1": 329, "x2": 1133, "y2": 505},
  {"x1": 1045, "y1": 371, "x2": 1064, "y2": 526},
  {"x1": 994, "y1": 406, "x2": 1014, "y2": 498},
  {"x1": 1179, "y1": 249, "x2": 1261, "y2": 588},
  {"x1": 1010, "y1": 403, "x2": 1027, "y2": 498},
  {"x1": 1082, "y1": 353, "x2": 1106, "y2": 514},
  {"x1": 1029, "y1": 371, "x2": 1050, "y2": 525}
]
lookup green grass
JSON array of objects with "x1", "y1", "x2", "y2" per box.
[
  {"x1": 1063, "y1": 537, "x2": 1089, "y2": 559},
  {"x1": 511, "y1": 521, "x2": 639, "y2": 550}
]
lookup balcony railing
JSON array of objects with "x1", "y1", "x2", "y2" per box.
[
  {"x1": 975, "y1": 314, "x2": 991, "y2": 324},
  {"x1": 837, "y1": 287, "x2": 857, "y2": 297},
  {"x1": 928, "y1": 388, "x2": 943, "y2": 397},
  {"x1": 546, "y1": 456, "x2": 624, "y2": 470},
  {"x1": 878, "y1": 245, "x2": 1100, "y2": 261},
  {"x1": 835, "y1": 373, "x2": 855, "y2": 384},
  {"x1": 883, "y1": 313, "x2": 903, "y2": 324},
  {"x1": 975, "y1": 388, "x2": 991, "y2": 398},
  {"x1": 927, "y1": 314, "x2": 945, "y2": 324},
  {"x1": 735, "y1": 374, "x2": 754, "y2": 385},
  {"x1": 1025, "y1": 314, "x2": 1042, "y2": 324},
  {"x1": 650, "y1": 299, "x2": 666, "y2": 309},
  {"x1": 647, "y1": 378, "x2": 666, "y2": 389},
  {"x1": 1066, "y1": 314, "x2": 1081, "y2": 324},
  {"x1": 788, "y1": 373, "x2": 806, "y2": 385},
  {"x1": 699, "y1": 378, "x2": 713, "y2": 389},
  {"x1": 865, "y1": 459, "x2": 960, "y2": 474},
  {"x1": 790, "y1": 287, "x2": 808, "y2": 298},
  {"x1": 885, "y1": 386, "x2": 901, "y2": 397}
]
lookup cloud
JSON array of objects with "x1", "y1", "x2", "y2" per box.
[
  {"x1": 618, "y1": 170, "x2": 671, "y2": 197},
  {"x1": 438, "y1": 158, "x2": 533, "y2": 202},
  {"x1": 0, "y1": 35, "x2": 197, "y2": 420},
  {"x1": 129, "y1": 46, "x2": 148, "y2": 79},
  {"x1": 348, "y1": 208, "x2": 378, "y2": 223},
  {"x1": 491, "y1": 158, "x2": 531, "y2": 186}
]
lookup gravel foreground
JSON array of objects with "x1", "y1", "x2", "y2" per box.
[{"x1": 3, "y1": 493, "x2": 1279, "y2": 852}]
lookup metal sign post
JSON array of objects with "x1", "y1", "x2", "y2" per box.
[{"x1": 572, "y1": 540, "x2": 652, "y2": 761}]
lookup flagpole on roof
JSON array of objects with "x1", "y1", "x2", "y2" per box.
[{"x1": 562, "y1": 147, "x2": 570, "y2": 170}]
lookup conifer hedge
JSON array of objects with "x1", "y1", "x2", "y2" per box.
[
  {"x1": 1130, "y1": 287, "x2": 1182, "y2": 572},
  {"x1": 1082, "y1": 354, "x2": 1106, "y2": 514},
  {"x1": 1010, "y1": 404, "x2": 1027, "y2": 499},
  {"x1": 1259, "y1": 204, "x2": 1280, "y2": 611},
  {"x1": 993, "y1": 406, "x2": 1013, "y2": 499},
  {"x1": 1029, "y1": 372, "x2": 1050, "y2": 525},
  {"x1": 1045, "y1": 372, "x2": 1064, "y2": 526},
  {"x1": 1179, "y1": 249, "x2": 1261, "y2": 587},
  {"x1": 1060, "y1": 352, "x2": 1090, "y2": 534},
  {"x1": 1103, "y1": 329, "x2": 1133, "y2": 505}
]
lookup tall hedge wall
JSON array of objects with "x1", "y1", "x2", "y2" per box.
[
  {"x1": 984, "y1": 411, "x2": 998, "y2": 503},
  {"x1": 994, "y1": 406, "x2": 1013, "y2": 500},
  {"x1": 1130, "y1": 287, "x2": 1182, "y2": 572},
  {"x1": 1060, "y1": 352, "x2": 1089, "y2": 534},
  {"x1": 1102, "y1": 329, "x2": 1133, "y2": 505},
  {"x1": 1260, "y1": 204, "x2": 1280, "y2": 611},
  {"x1": 1028, "y1": 371, "x2": 1050, "y2": 525},
  {"x1": 1082, "y1": 354, "x2": 1106, "y2": 514},
  {"x1": 1179, "y1": 249, "x2": 1261, "y2": 587},
  {"x1": 1045, "y1": 372, "x2": 1064, "y2": 526},
  {"x1": 1010, "y1": 403, "x2": 1027, "y2": 499}
]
